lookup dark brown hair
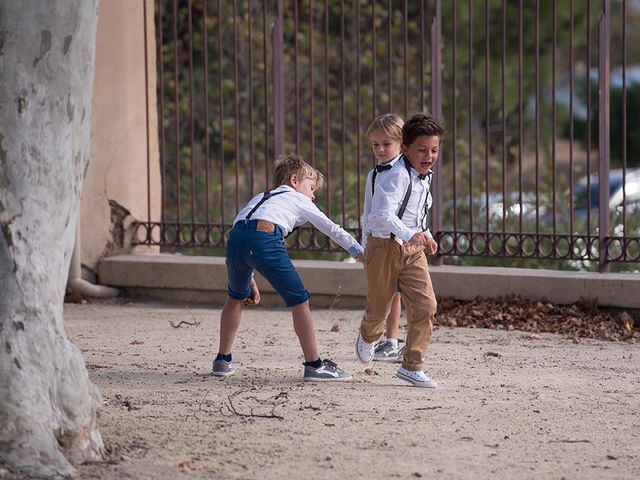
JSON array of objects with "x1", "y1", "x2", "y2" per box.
[{"x1": 402, "y1": 112, "x2": 445, "y2": 147}]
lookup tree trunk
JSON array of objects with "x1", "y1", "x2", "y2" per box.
[{"x1": 0, "y1": 1, "x2": 103, "y2": 477}]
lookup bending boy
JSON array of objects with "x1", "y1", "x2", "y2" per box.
[{"x1": 213, "y1": 154, "x2": 363, "y2": 382}]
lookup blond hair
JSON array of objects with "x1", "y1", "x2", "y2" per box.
[
  {"x1": 366, "y1": 113, "x2": 404, "y2": 141},
  {"x1": 273, "y1": 154, "x2": 324, "y2": 189}
]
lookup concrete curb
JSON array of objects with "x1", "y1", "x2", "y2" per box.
[{"x1": 97, "y1": 254, "x2": 640, "y2": 309}]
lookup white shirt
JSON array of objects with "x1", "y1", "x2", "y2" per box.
[
  {"x1": 367, "y1": 156, "x2": 434, "y2": 244},
  {"x1": 234, "y1": 185, "x2": 364, "y2": 258},
  {"x1": 361, "y1": 154, "x2": 402, "y2": 249}
]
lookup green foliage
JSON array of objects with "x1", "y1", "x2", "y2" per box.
[
  {"x1": 570, "y1": 80, "x2": 640, "y2": 169},
  {"x1": 153, "y1": 0, "x2": 639, "y2": 271}
]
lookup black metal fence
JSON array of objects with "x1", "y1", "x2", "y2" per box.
[{"x1": 135, "y1": 0, "x2": 640, "y2": 272}]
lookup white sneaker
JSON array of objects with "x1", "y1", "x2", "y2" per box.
[
  {"x1": 396, "y1": 366, "x2": 437, "y2": 388},
  {"x1": 355, "y1": 333, "x2": 375, "y2": 363}
]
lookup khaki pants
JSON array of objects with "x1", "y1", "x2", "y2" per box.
[{"x1": 360, "y1": 236, "x2": 437, "y2": 371}]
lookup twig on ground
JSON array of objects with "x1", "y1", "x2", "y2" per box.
[
  {"x1": 170, "y1": 319, "x2": 201, "y2": 328},
  {"x1": 328, "y1": 285, "x2": 342, "y2": 310},
  {"x1": 170, "y1": 306, "x2": 202, "y2": 328},
  {"x1": 548, "y1": 439, "x2": 592, "y2": 444},
  {"x1": 222, "y1": 388, "x2": 285, "y2": 420}
]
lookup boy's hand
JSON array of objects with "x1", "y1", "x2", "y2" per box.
[
  {"x1": 424, "y1": 237, "x2": 438, "y2": 255},
  {"x1": 408, "y1": 232, "x2": 428, "y2": 245},
  {"x1": 355, "y1": 253, "x2": 364, "y2": 263},
  {"x1": 244, "y1": 277, "x2": 261, "y2": 306}
]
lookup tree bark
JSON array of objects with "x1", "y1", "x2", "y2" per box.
[{"x1": 0, "y1": 0, "x2": 103, "y2": 477}]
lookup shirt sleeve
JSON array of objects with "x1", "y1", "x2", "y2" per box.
[
  {"x1": 369, "y1": 170, "x2": 416, "y2": 242},
  {"x1": 361, "y1": 169, "x2": 375, "y2": 249},
  {"x1": 298, "y1": 196, "x2": 364, "y2": 258}
]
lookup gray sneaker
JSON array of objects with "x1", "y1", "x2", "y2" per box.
[
  {"x1": 304, "y1": 359, "x2": 352, "y2": 382},
  {"x1": 396, "y1": 345, "x2": 405, "y2": 363},
  {"x1": 212, "y1": 359, "x2": 235, "y2": 377},
  {"x1": 373, "y1": 340, "x2": 400, "y2": 362}
]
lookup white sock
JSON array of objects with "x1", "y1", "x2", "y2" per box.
[{"x1": 387, "y1": 338, "x2": 398, "y2": 348}]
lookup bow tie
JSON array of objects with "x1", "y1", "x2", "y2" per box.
[
  {"x1": 418, "y1": 171, "x2": 432, "y2": 181},
  {"x1": 375, "y1": 164, "x2": 392, "y2": 173}
]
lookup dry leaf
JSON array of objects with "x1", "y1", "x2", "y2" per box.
[
  {"x1": 619, "y1": 311, "x2": 634, "y2": 332},
  {"x1": 434, "y1": 295, "x2": 638, "y2": 343},
  {"x1": 179, "y1": 459, "x2": 196, "y2": 470},
  {"x1": 123, "y1": 399, "x2": 139, "y2": 411},
  {"x1": 330, "y1": 323, "x2": 341, "y2": 332},
  {"x1": 130, "y1": 340, "x2": 144, "y2": 345}
]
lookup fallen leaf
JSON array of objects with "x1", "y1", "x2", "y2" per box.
[
  {"x1": 484, "y1": 351, "x2": 502, "y2": 358},
  {"x1": 179, "y1": 459, "x2": 196, "y2": 470},
  {"x1": 434, "y1": 295, "x2": 639, "y2": 343}
]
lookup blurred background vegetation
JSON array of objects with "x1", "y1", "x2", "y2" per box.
[{"x1": 150, "y1": 0, "x2": 640, "y2": 272}]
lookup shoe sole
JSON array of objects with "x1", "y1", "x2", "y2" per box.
[
  {"x1": 396, "y1": 371, "x2": 437, "y2": 388},
  {"x1": 355, "y1": 335, "x2": 374, "y2": 364},
  {"x1": 212, "y1": 362, "x2": 235, "y2": 377},
  {"x1": 303, "y1": 375, "x2": 353, "y2": 382},
  {"x1": 373, "y1": 355, "x2": 400, "y2": 363}
]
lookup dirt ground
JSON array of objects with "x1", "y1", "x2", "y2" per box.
[{"x1": 61, "y1": 300, "x2": 639, "y2": 480}]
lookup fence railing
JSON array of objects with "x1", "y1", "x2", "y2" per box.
[{"x1": 134, "y1": 0, "x2": 640, "y2": 272}]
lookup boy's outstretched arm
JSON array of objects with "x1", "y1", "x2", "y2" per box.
[{"x1": 302, "y1": 200, "x2": 364, "y2": 259}]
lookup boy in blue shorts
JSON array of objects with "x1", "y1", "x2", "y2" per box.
[
  {"x1": 356, "y1": 112, "x2": 444, "y2": 388},
  {"x1": 212, "y1": 154, "x2": 364, "y2": 381}
]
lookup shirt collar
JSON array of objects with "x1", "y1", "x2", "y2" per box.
[
  {"x1": 376, "y1": 153, "x2": 402, "y2": 168},
  {"x1": 401, "y1": 155, "x2": 433, "y2": 181}
]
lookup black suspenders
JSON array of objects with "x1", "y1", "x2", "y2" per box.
[
  {"x1": 371, "y1": 170, "x2": 379, "y2": 196},
  {"x1": 244, "y1": 190, "x2": 287, "y2": 220},
  {"x1": 385, "y1": 156, "x2": 433, "y2": 238},
  {"x1": 396, "y1": 157, "x2": 414, "y2": 221},
  {"x1": 243, "y1": 189, "x2": 298, "y2": 238},
  {"x1": 370, "y1": 156, "x2": 415, "y2": 220}
]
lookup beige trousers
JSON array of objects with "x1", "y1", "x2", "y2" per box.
[{"x1": 360, "y1": 236, "x2": 437, "y2": 371}]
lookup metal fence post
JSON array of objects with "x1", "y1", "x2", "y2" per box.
[
  {"x1": 431, "y1": 0, "x2": 443, "y2": 265},
  {"x1": 598, "y1": 0, "x2": 611, "y2": 272},
  {"x1": 273, "y1": 0, "x2": 285, "y2": 159}
]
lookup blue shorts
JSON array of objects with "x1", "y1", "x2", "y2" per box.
[{"x1": 225, "y1": 220, "x2": 310, "y2": 308}]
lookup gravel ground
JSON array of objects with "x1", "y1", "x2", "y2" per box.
[{"x1": 53, "y1": 300, "x2": 640, "y2": 480}]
